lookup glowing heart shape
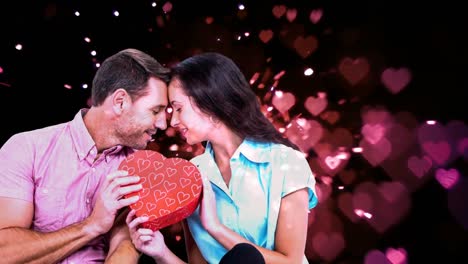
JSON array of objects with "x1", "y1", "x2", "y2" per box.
[{"x1": 120, "y1": 150, "x2": 202, "y2": 231}]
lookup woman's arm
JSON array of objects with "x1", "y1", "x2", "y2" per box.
[
  {"x1": 182, "y1": 220, "x2": 207, "y2": 264},
  {"x1": 199, "y1": 172, "x2": 310, "y2": 264}
]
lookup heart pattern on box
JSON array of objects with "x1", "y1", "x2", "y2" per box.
[{"x1": 120, "y1": 150, "x2": 202, "y2": 231}]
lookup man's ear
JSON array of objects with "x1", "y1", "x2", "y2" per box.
[{"x1": 112, "y1": 88, "x2": 130, "y2": 115}]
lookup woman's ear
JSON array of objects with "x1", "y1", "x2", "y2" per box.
[{"x1": 209, "y1": 115, "x2": 221, "y2": 128}]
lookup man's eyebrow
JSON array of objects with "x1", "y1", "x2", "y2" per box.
[{"x1": 153, "y1": 104, "x2": 167, "y2": 110}]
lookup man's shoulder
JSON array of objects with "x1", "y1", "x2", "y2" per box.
[{"x1": 4, "y1": 121, "x2": 71, "y2": 148}]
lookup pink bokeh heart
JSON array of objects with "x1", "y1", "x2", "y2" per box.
[
  {"x1": 320, "y1": 110, "x2": 340, "y2": 124},
  {"x1": 364, "y1": 249, "x2": 392, "y2": 264},
  {"x1": 459, "y1": 137, "x2": 468, "y2": 160},
  {"x1": 258, "y1": 29, "x2": 273, "y2": 43},
  {"x1": 293, "y1": 35, "x2": 318, "y2": 58},
  {"x1": 312, "y1": 232, "x2": 345, "y2": 262},
  {"x1": 286, "y1": 118, "x2": 323, "y2": 153},
  {"x1": 272, "y1": 5, "x2": 286, "y2": 18},
  {"x1": 360, "y1": 137, "x2": 392, "y2": 167},
  {"x1": 361, "y1": 107, "x2": 393, "y2": 125},
  {"x1": 385, "y1": 247, "x2": 407, "y2": 264},
  {"x1": 435, "y1": 168, "x2": 460, "y2": 189},
  {"x1": 417, "y1": 122, "x2": 455, "y2": 166},
  {"x1": 309, "y1": 9, "x2": 323, "y2": 24},
  {"x1": 272, "y1": 91, "x2": 295, "y2": 114},
  {"x1": 422, "y1": 141, "x2": 451, "y2": 165},
  {"x1": 362, "y1": 123, "x2": 386, "y2": 144},
  {"x1": 355, "y1": 181, "x2": 411, "y2": 234},
  {"x1": 378, "y1": 181, "x2": 407, "y2": 203},
  {"x1": 286, "y1": 8, "x2": 297, "y2": 22},
  {"x1": 407, "y1": 155, "x2": 432, "y2": 178},
  {"x1": 304, "y1": 95, "x2": 327, "y2": 116},
  {"x1": 381, "y1": 67, "x2": 412, "y2": 94},
  {"x1": 338, "y1": 57, "x2": 370, "y2": 86}
]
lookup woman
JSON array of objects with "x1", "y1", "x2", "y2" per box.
[{"x1": 126, "y1": 52, "x2": 318, "y2": 264}]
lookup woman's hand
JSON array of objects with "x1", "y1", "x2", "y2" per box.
[
  {"x1": 126, "y1": 209, "x2": 167, "y2": 258},
  {"x1": 198, "y1": 173, "x2": 221, "y2": 234}
]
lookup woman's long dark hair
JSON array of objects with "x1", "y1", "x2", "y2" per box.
[{"x1": 171, "y1": 52, "x2": 300, "y2": 151}]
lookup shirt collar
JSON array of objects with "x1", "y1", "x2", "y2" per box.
[
  {"x1": 204, "y1": 138, "x2": 272, "y2": 164},
  {"x1": 69, "y1": 108, "x2": 130, "y2": 162}
]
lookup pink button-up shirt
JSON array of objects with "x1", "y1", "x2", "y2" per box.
[{"x1": 0, "y1": 109, "x2": 134, "y2": 263}]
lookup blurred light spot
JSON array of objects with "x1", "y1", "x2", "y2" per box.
[
  {"x1": 74, "y1": 11, "x2": 80, "y2": 16},
  {"x1": 354, "y1": 209, "x2": 372, "y2": 219},
  {"x1": 64, "y1": 84, "x2": 72, "y2": 89},
  {"x1": 165, "y1": 127, "x2": 176, "y2": 137},
  {"x1": 238, "y1": 4, "x2": 245, "y2": 10},
  {"x1": 216, "y1": 37, "x2": 221, "y2": 42},
  {"x1": 113, "y1": 11, "x2": 119, "y2": 17},
  {"x1": 151, "y1": 2, "x2": 157, "y2": 7},
  {"x1": 205, "y1": 17, "x2": 214, "y2": 24},
  {"x1": 95, "y1": 63, "x2": 101, "y2": 68},
  {"x1": 267, "y1": 106, "x2": 273, "y2": 112},
  {"x1": 162, "y1": 2, "x2": 173, "y2": 13},
  {"x1": 304, "y1": 68, "x2": 314, "y2": 76},
  {"x1": 279, "y1": 127, "x2": 285, "y2": 133},
  {"x1": 167, "y1": 107, "x2": 173, "y2": 113},
  {"x1": 249, "y1": 72, "x2": 260, "y2": 85},
  {"x1": 297, "y1": 118, "x2": 307, "y2": 127},
  {"x1": 15, "y1": 44, "x2": 22, "y2": 50},
  {"x1": 244, "y1": 32, "x2": 250, "y2": 37},
  {"x1": 84, "y1": 37, "x2": 91, "y2": 43},
  {"x1": 352, "y1": 147, "x2": 363, "y2": 153},
  {"x1": 82, "y1": 84, "x2": 88, "y2": 89},
  {"x1": 169, "y1": 144, "x2": 179, "y2": 151},
  {"x1": 426, "y1": 120, "x2": 436, "y2": 125},
  {"x1": 90, "y1": 50, "x2": 97, "y2": 56},
  {"x1": 237, "y1": 36, "x2": 241, "y2": 40},
  {"x1": 273, "y1": 70, "x2": 285, "y2": 80},
  {"x1": 0, "y1": 67, "x2": 3, "y2": 74},
  {"x1": 338, "y1": 186, "x2": 344, "y2": 190},
  {"x1": 274, "y1": 90, "x2": 284, "y2": 97}
]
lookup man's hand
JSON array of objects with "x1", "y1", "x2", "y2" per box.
[{"x1": 87, "y1": 170, "x2": 142, "y2": 235}]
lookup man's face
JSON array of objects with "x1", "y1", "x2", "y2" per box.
[{"x1": 116, "y1": 77, "x2": 168, "y2": 149}]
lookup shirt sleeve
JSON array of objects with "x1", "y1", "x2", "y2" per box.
[
  {"x1": 0, "y1": 133, "x2": 35, "y2": 201},
  {"x1": 280, "y1": 147, "x2": 318, "y2": 209}
]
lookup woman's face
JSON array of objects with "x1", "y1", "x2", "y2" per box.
[{"x1": 168, "y1": 78, "x2": 215, "y2": 145}]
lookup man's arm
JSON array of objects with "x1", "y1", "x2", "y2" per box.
[
  {"x1": 0, "y1": 171, "x2": 141, "y2": 264},
  {"x1": 0, "y1": 197, "x2": 102, "y2": 263},
  {"x1": 105, "y1": 208, "x2": 141, "y2": 264}
]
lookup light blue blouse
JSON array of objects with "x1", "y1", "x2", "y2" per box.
[{"x1": 186, "y1": 139, "x2": 318, "y2": 264}]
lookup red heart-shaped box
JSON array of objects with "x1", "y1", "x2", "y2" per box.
[{"x1": 119, "y1": 150, "x2": 202, "y2": 231}]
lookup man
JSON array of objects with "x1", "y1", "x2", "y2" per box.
[{"x1": 0, "y1": 48, "x2": 170, "y2": 263}]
